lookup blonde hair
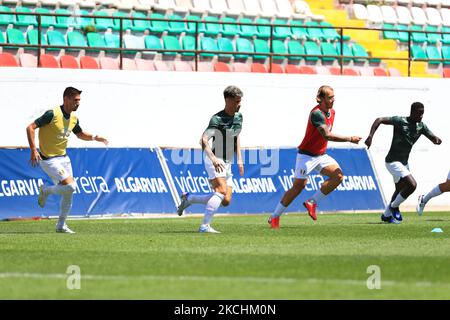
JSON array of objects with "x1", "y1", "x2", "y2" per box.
[{"x1": 316, "y1": 85, "x2": 333, "y2": 103}]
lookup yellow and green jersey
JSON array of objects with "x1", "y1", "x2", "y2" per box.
[
  {"x1": 204, "y1": 110, "x2": 243, "y2": 162},
  {"x1": 35, "y1": 105, "x2": 82, "y2": 158},
  {"x1": 386, "y1": 116, "x2": 433, "y2": 165}
]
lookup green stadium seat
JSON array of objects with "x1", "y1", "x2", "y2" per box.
[
  {"x1": 217, "y1": 37, "x2": 234, "y2": 59},
  {"x1": 426, "y1": 25, "x2": 441, "y2": 44},
  {"x1": 305, "y1": 21, "x2": 324, "y2": 41},
  {"x1": 440, "y1": 46, "x2": 450, "y2": 65},
  {"x1": 221, "y1": 17, "x2": 239, "y2": 37},
  {"x1": 335, "y1": 42, "x2": 353, "y2": 62},
  {"x1": 411, "y1": 45, "x2": 427, "y2": 60},
  {"x1": 411, "y1": 25, "x2": 427, "y2": 44},
  {"x1": 15, "y1": 7, "x2": 37, "y2": 27},
  {"x1": 321, "y1": 42, "x2": 338, "y2": 62},
  {"x1": 6, "y1": 28, "x2": 27, "y2": 47},
  {"x1": 181, "y1": 35, "x2": 196, "y2": 56},
  {"x1": 131, "y1": 12, "x2": 151, "y2": 32},
  {"x1": 94, "y1": 10, "x2": 114, "y2": 31},
  {"x1": 46, "y1": 30, "x2": 67, "y2": 51},
  {"x1": 168, "y1": 14, "x2": 187, "y2": 34},
  {"x1": 34, "y1": 8, "x2": 56, "y2": 28},
  {"x1": 253, "y1": 38, "x2": 270, "y2": 59},
  {"x1": 185, "y1": 14, "x2": 201, "y2": 35},
  {"x1": 86, "y1": 32, "x2": 106, "y2": 52},
  {"x1": 75, "y1": 9, "x2": 95, "y2": 29},
  {"x1": 382, "y1": 23, "x2": 399, "y2": 41},
  {"x1": 287, "y1": 40, "x2": 305, "y2": 61},
  {"x1": 304, "y1": 41, "x2": 321, "y2": 62},
  {"x1": 112, "y1": 11, "x2": 133, "y2": 32},
  {"x1": 67, "y1": 31, "x2": 87, "y2": 51},
  {"x1": 320, "y1": 21, "x2": 347, "y2": 41},
  {"x1": 351, "y1": 43, "x2": 371, "y2": 63},
  {"x1": 273, "y1": 19, "x2": 292, "y2": 39},
  {"x1": 0, "y1": 6, "x2": 15, "y2": 26},
  {"x1": 255, "y1": 18, "x2": 271, "y2": 39},
  {"x1": 162, "y1": 35, "x2": 181, "y2": 56},
  {"x1": 150, "y1": 13, "x2": 170, "y2": 34},
  {"x1": 104, "y1": 33, "x2": 120, "y2": 51},
  {"x1": 238, "y1": 18, "x2": 258, "y2": 38},
  {"x1": 55, "y1": 9, "x2": 77, "y2": 29},
  {"x1": 144, "y1": 35, "x2": 163, "y2": 54},
  {"x1": 442, "y1": 26, "x2": 450, "y2": 45},
  {"x1": 200, "y1": 16, "x2": 222, "y2": 37},
  {"x1": 290, "y1": 20, "x2": 308, "y2": 40},
  {"x1": 200, "y1": 36, "x2": 219, "y2": 57},
  {"x1": 27, "y1": 29, "x2": 48, "y2": 47},
  {"x1": 235, "y1": 38, "x2": 253, "y2": 59},
  {"x1": 0, "y1": 30, "x2": 5, "y2": 44},
  {"x1": 272, "y1": 39, "x2": 287, "y2": 61},
  {"x1": 426, "y1": 45, "x2": 442, "y2": 65},
  {"x1": 396, "y1": 24, "x2": 410, "y2": 43}
]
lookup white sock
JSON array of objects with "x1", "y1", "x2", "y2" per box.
[
  {"x1": 272, "y1": 202, "x2": 287, "y2": 218},
  {"x1": 383, "y1": 204, "x2": 392, "y2": 217},
  {"x1": 423, "y1": 185, "x2": 443, "y2": 204},
  {"x1": 202, "y1": 192, "x2": 224, "y2": 225},
  {"x1": 46, "y1": 184, "x2": 74, "y2": 196},
  {"x1": 189, "y1": 194, "x2": 212, "y2": 205},
  {"x1": 391, "y1": 193, "x2": 406, "y2": 208},
  {"x1": 310, "y1": 190, "x2": 327, "y2": 204},
  {"x1": 57, "y1": 193, "x2": 73, "y2": 229}
]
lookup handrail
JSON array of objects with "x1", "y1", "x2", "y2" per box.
[{"x1": 1, "y1": 11, "x2": 449, "y2": 75}]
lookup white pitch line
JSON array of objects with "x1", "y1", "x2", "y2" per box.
[{"x1": 0, "y1": 272, "x2": 447, "y2": 288}]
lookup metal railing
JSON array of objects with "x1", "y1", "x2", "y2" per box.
[{"x1": 0, "y1": 11, "x2": 449, "y2": 76}]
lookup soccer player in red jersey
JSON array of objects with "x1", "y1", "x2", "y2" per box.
[{"x1": 269, "y1": 85, "x2": 362, "y2": 228}]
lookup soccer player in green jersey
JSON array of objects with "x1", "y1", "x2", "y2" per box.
[
  {"x1": 176, "y1": 86, "x2": 244, "y2": 233},
  {"x1": 365, "y1": 102, "x2": 442, "y2": 224},
  {"x1": 417, "y1": 171, "x2": 450, "y2": 215}
]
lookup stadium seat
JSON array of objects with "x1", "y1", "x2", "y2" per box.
[
  {"x1": 162, "y1": 35, "x2": 182, "y2": 56},
  {"x1": 269, "y1": 63, "x2": 284, "y2": 73},
  {"x1": 67, "y1": 31, "x2": 88, "y2": 51},
  {"x1": 210, "y1": 0, "x2": 237, "y2": 16},
  {"x1": 251, "y1": 62, "x2": 267, "y2": 73},
  {"x1": 0, "y1": 52, "x2": 18, "y2": 67},
  {"x1": 94, "y1": 10, "x2": 115, "y2": 31},
  {"x1": 217, "y1": 37, "x2": 235, "y2": 59},
  {"x1": 80, "y1": 56, "x2": 99, "y2": 69},
  {"x1": 181, "y1": 35, "x2": 196, "y2": 57},
  {"x1": 27, "y1": 29, "x2": 48, "y2": 47},
  {"x1": 47, "y1": 30, "x2": 67, "y2": 51},
  {"x1": 259, "y1": 0, "x2": 279, "y2": 18},
  {"x1": 131, "y1": 12, "x2": 151, "y2": 32},
  {"x1": 321, "y1": 42, "x2": 338, "y2": 63},
  {"x1": 238, "y1": 17, "x2": 259, "y2": 38},
  {"x1": 441, "y1": 46, "x2": 450, "y2": 65},
  {"x1": 168, "y1": 14, "x2": 187, "y2": 34},
  {"x1": 287, "y1": 40, "x2": 305, "y2": 61},
  {"x1": 298, "y1": 65, "x2": 316, "y2": 74},
  {"x1": 305, "y1": 21, "x2": 325, "y2": 41},
  {"x1": 200, "y1": 37, "x2": 219, "y2": 58},
  {"x1": 273, "y1": 18, "x2": 293, "y2": 39},
  {"x1": 277, "y1": 0, "x2": 300, "y2": 19},
  {"x1": 232, "y1": 62, "x2": 251, "y2": 72},
  {"x1": 221, "y1": 16, "x2": 240, "y2": 37},
  {"x1": 15, "y1": 6, "x2": 38, "y2": 27},
  {"x1": 374, "y1": 67, "x2": 388, "y2": 76},
  {"x1": 291, "y1": 20, "x2": 308, "y2": 40},
  {"x1": 426, "y1": 25, "x2": 442, "y2": 44},
  {"x1": 6, "y1": 28, "x2": 27, "y2": 46},
  {"x1": 410, "y1": 7, "x2": 428, "y2": 25},
  {"x1": 272, "y1": 39, "x2": 288, "y2": 62},
  {"x1": 227, "y1": 0, "x2": 246, "y2": 17},
  {"x1": 122, "y1": 58, "x2": 137, "y2": 70},
  {"x1": 0, "y1": 6, "x2": 16, "y2": 26},
  {"x1": 213, "y1": 61, "x2": 230, "y2": 72},
  {"x1": 253, "y1": 38, "x2": 270, "y2": 60},
  {"x1": 244, "y1": 0, "x2": 264, "y2": 17},
  {"x1": 396, "y1": 6, "x2": 413, "y2": 25},
  {"x1": 112, "y1": 11, "x2": 133, "y2": 32},
  {"x1": 382, "y1": 23, "x2": 400, "y2": 41},
  {"x1": 60, "y1": 55, "x2": 79, "y2": 69},
  {"x1": 329, "y1": 67, "x2": 341, "y2": 75},
  {"x1": 174, "y1": 60, "x2": 192, "y2": 71},
  {"x1": 442, "y1": 8, "x2": 450, "y2": 27},
  {"x1": 99, "y1": 56, "x2": 119, "y2": 70},
  {"x1": 285, "y1": 64, "x2": 301, "y2": 73},
  {"x1": 39, "y1": 54, "x2": 59, "y2": 68},
  {"x1": 196, "y1": 61, "x2": 213, "y2": 72},
  {"x1": 149, "y1": 13, "x2": 170, "y2": 34},
  {"x1": 304, "y1": 41, "x2": 321, "y2": 62},
  {"x1": 388, "y1": 67, "x2": 402, "y2": 77},
  {"x1": 381, "y1": 5, "x2": 398, "y2": 24},
  {"x1": 123, "y1": 34, "x2": 145, "y2": 54},
  {"x1": 353, "y1": 4, "x2": 368, "y2": 21},
  {"x1": 315, "y1": 66, "x2": 331, "y2": 75},
  {"x1": 154, "y1": 60, "x2": 172, "y2": 71},
  {"x1": 426, "y1": 45, "x2": 442, "y2": 65},
  {"x1": 145, "y1": 35, "x2": 163, "y2": 54},
  {"x1": 255, "y1": 18, "x2": 272, "y2": 39},
  {"x1": 19, "y1": 53, "x2": 37, "y2": 67},
  {"x1": 235, "y1": 38, "x2": 254, "y2": 59},
  {"x1": 425, "y1": 7, "x2": 443, "y2": 26},
  {"x1": 366, "y1": 5, "x2": 384, "y2": 24},
  {"x1": 54, "y1": 8, "x2": 77, "y2": 29},
  {"x1": 358, "y1": 67, "x2": 374, "y2": 76},
  {"x1": 343, "y1": 67, "x2": 359, "y2": 76},
  {"x1": 443, "y1": 68, "x2": 450, "y2": 78},
  {"x1": 135, "y1": 58, "x2": 155, "y2": 71}
]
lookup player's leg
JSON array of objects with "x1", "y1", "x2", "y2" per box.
[
  {"x1": 417, "y1": 171, "x2": 450, "y2": 215},
  {"x1": 199, "y1": 177, "x2": 227, "y2": 233},
  {"x1": 382, "y1": 162, "x2": 412, "y2": 223}
]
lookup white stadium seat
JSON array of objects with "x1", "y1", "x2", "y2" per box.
[
  {"x1": 276, "y1": 0, "x2": 304, "y2": 19},
  {"x1": 243, "y1": 0, "x2": 265, "y2": 17},
  {"x1": 353, "y1": 3, "x2": 368, "y2": 21},
  {"x1": 426, "y1": 7, "x2": 443, "y2": 26},
  {"x1": 381, "y1": 5, "x2": 398, "y2": 24},
  {"x1": 227, "y1": 0, "x2": 246, "y2": 16},
  {"x1": 259, "y1": 0, "x2": 279, "y2": 18},
  {"x1": 396, "y1": 6, "x2": 413, "y2": 25},
  {"x1": 410, "y1": 6, "x2": 429, "y2": 25},
  {"x1": 367, "y1": 5, "x2": 384, "y2": 24},
  {"x1": 441, "y1": 8, "x2": 450, "y2": 26}
]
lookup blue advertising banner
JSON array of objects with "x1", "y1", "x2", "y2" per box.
[
  {"x1": 0, "y1": 148, "x2": 173, "y2": 219},
  {"x1": 163, "y1": 147, "x2": 385, "y2": 214}
]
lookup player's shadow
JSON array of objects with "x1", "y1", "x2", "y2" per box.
[
  {"x1": 158, "y1": 231, "x2": 201, "y2": 234},
  {"x1": 0, "y1": 231, "x2": 50, "y2": 234},
  {"x1": 425, "y1": 219, "x2": 447, "y2": 222}
]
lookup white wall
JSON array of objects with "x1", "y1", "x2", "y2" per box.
[{"x1": 0, "y1": 67, "x2": 448, "y2": 209}]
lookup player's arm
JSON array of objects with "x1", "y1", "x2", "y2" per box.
[
  {"x1": 236, "y1": 135, "x2": 244, "y2": 176},
  {"x1": 200, "y1": 118, "x2": 225, "y2": 173},
  {"x1": 73, "y1": 121, "x2": 108, "y2": 145},
  {"x1": 317, "y1": 125, "x2": 361, "y2": 144},
  {"x1": 26, "y1": 110, "x2": 53, "y2": 167},
  {"x1": 422, "y1": 126, "x2": 442, "y2": 145},
  {"x1": 364, "y1": 117, "x2": 393, "y2": 149}
]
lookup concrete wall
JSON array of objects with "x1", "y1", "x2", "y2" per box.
[{"x1": 0, "y1": 67, "x2": 448, "y2": 209}]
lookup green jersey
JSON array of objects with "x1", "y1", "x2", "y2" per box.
[
  {"x1": 385, "y1": 116, "x2": 434, "y2": 165},
  {"x1": 204, "y1": 110, "x2": 243, "y2": 162}
]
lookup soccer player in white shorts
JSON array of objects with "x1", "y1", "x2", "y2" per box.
[
  {"x1": 26, "y1": 87, "x2": 108, "y2": 233},
  {"x1": 417, "y1": 170, "x2": 450, "y2": 215}
]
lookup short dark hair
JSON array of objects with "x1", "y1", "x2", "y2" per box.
[
  {"x1": 223, "y1": 85, "x2": 243, "y2": 99},
  {"x1": 63, "y1": 87, "x2": 82, "y2": 98},
  {"x1": 411, "y1": 102, "x2": 424, "y2": 111}
]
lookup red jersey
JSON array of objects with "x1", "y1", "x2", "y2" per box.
[{"x1": 298, "y1": 106, "x2": 335, "y2": 156}]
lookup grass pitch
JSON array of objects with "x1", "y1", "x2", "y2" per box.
[{"x1": 0, "y1": 212, "x2": 449, "y2": 299}]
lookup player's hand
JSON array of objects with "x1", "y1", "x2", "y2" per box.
[
  {"x1": 434, "y1": 137, "x2": 442, "y2": 145},
  {"x1": 96, "y1": 136, "x2": 109, "y2": 146},
  {"x1": 29, "y1": 149, "x2": 41, "y2": 167},
  {"x1": 212, "y1": 157, "x2": 225, "y2": 173},
  {"x1": 364, "y1": 136, "x2": 372, "y2": 148},
  {"x1": 350, "y1": 136, "x2": 362, "y2": 144},
  {"x1": 238, "y1": 162, "x2": 244, "y2": 177}
]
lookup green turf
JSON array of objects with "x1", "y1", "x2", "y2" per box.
[{"x1": 0, "y1": 212, "x2": 449, "y2": 299}]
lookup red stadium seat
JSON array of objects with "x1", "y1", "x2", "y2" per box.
[
  {"x1": 0, "y1": 53, "x2": 18, "y2": 67},
  {"x1": 174, "y1": 61, "x2": 192, "y2": 72},
  {"x1": 299, "y1": 66, "x2": 316, "y2": 74},
  {"x1": 343, "y1": 68, "x2": 359, "y2": 76},
  {"x1": 285, "y1": 64, "x2": 301, "y2": 74},
  {"x1": 196, "y1": 61, "x2": 213, "y2": 72},
  {"x1": 374, "y1": 67, "x2": 388, "y2": 76},
  {"x1": 443, "y1": 68, "x2": 450, "y2": 78},
  {"x1": 60, "y1": 55, "x2": 79, "y2": 69},
  {"x1": 135, "y1": 58, "x2": 155, "y2": 71},
  {"x1": 80, "y1": 56, "x2": 99, "y2": 69},
  {"x1": 214, "y1": 62, "x2": 230, "y2": 72},
  {"x1": 154, "y1": 60, "x2": 171, "y2": 71},
  {"x1": 39, "y1": 54, "x2": 59, "y2": 68},
  {"x1": 99, "y1": 57, "x2": 119, "y2": 70},
  {"x1": 251, "y1": 63, "x2": 267, "y2": 73},
  {"x1": 329, "y1": 67, "x2": 341, "y2": 75},
  {"x1": 269, "y1": 63, "x2": 284, "y2": 73}
]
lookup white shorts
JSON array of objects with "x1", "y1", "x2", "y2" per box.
[
  {"x1": 204, "y1": 154, "x2": 233, "y2": 185},
  {"x1": 385, "y1": 161, "x2": 411, "y2": 183},
  {"x1": 39, "y1": 155, "x2": 73, "y2": 185},
  {"x1": 447, "y1": 170, "x2": 450, "y2": 180},
  {"x1": 294, "y1": 153, "x2": 339, "y2": 179}
]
